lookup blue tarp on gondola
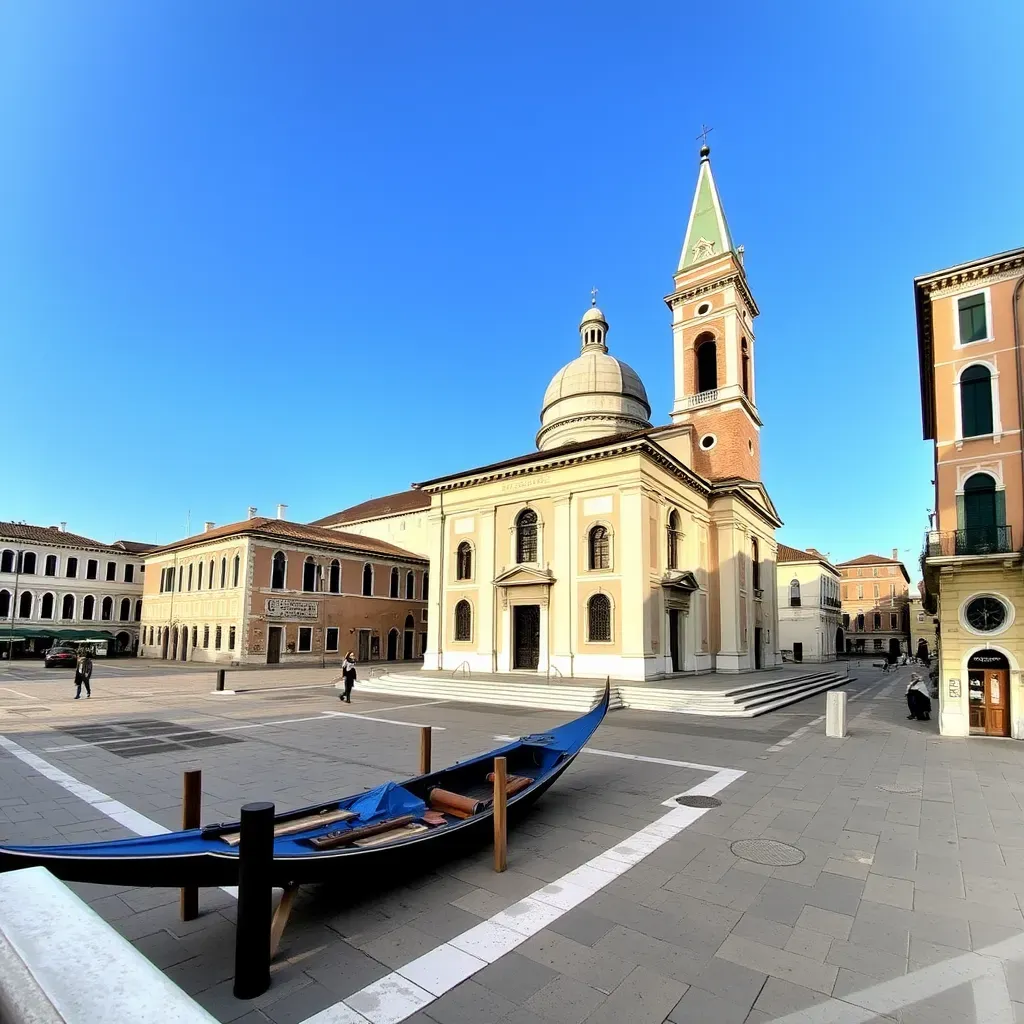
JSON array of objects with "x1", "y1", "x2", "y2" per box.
[{"x1": 348, "y1": 782, "x2": 425, "y2": 824}]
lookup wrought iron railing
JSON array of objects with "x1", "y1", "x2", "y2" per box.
[{"x1": 924, "y1": 526, "x2": 1013, "y2": 557}]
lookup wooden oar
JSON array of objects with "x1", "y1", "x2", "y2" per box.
[
  {"x1": 309, "y1": 814, "x2": 416, "y2": 851},
  {"x1": 219, "y1": 808, "x2": 356, "y2": 846}
]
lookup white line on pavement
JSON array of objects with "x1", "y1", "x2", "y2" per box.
[
  {"x1": 300, "y1": 756, "x2": 745, "y2": 1024},
  {"x1": 345, "y1": 701, "x2": 450, "y2": 715},
  {"x1": 0, "y1": 687, "x2": 39, "y2": 700},
  {"x1": 327, "y1": 712, "x2": 446, "y2": 731},
  {"x1": 493, "y1": 736, "x2": 728, "y2": 773}
]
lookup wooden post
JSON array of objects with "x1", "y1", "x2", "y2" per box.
[
  {"x1": 179, "y1": 770, "x2": 201, "y2": 921},
  {"x1": 493, "y1": 756, "x2": 507, "y2": 873},
  {"x1": 419, "y1": 726, "x2": 432, "y2": 776},
  {"x1": 233, "y1": 801, "x2": 274, "y2": 1000},
  {"x1": 270, "y1": 883, "x2": 300, "y2": 959}
]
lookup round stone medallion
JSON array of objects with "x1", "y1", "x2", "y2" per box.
[
  {"x1": 730, "y1": 839, "x2": 806, "y2": 866},
  {"x1": 676, "y1": 795, "x2": 722, "y2": 808}
]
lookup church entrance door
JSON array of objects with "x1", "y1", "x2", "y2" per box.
[
  {"x1": 669, "y1": 609, "x2": 681, "y2": 672},
  {"x1": 513, "y1": 605, "x2": 540, "y2": 670},
  {"x1": 754, "y1": 627, "x2": 762, "y2": 669}
]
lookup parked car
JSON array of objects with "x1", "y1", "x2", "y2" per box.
[{"x1": 44, "y1": 646, "x2": 78, "y2": 668}]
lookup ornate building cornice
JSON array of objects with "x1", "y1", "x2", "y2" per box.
[{"x1": 664, "y1": 270, "x2": 760, "y2": 319}]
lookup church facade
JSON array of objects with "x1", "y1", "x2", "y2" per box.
[{"x1": 321, "y1": 145, "x2": 783, "y2": 680}]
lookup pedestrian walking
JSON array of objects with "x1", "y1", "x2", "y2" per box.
[
  {"x1": 339, "y1": 651, "x2": 357, "y2": 703},
  {"x1": 74, "y1": 647, "x2": 93, "y2": 700}
]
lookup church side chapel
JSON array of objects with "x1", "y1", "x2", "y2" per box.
[{"x1": 329, "y1": 142, "x2": 783, "y2": 680}]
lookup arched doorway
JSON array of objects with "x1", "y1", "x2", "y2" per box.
[
  {"x1": 115, "y1": 631, "x2": 131, "y2": 654},
  {"x1": 180, "y1": 627, "x2": 188, "y2": 661},
  {"x1": 916, "y1": 639, "x2": 930, "y2": 663},
  {"x1": 888, "y1": 638, "x2": 901, "y2": 662},
  {"x1": 171, "y1": 627, "x2": 179, "y2": 660},
  {"x1": 961, "y1": 473, "x2": 998, "y2": 553},
  {"x1": 386, "y1": 628, "x2": 399, "y2": 661},
  {"x1": 967, "y1": 649, "x2": 1010, "y2": 737},
  {"x1": 835, "y1": 627, "x2": 844, "y2": 657},
  {"x1": 403, "y1": 615, "x2": 414, "y2": 659}
]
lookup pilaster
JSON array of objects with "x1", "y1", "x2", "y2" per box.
[
  {"x1": 619, "y1": 485, "x2": 647, "y2": 658},
  {"x1": 478, "y1": 508, "x2": 496, "y2": 670},
  {"x1": 423, "y1": 510, "x2": 445, "y2": 670}
]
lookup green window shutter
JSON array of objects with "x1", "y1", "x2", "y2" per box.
[
  {"x1": 995, "y1": 490, "x2": 1006, "y2": 527},
  {"x1": 956, "y1": 493, "x2": 965, "y2": 529},
  {"x1": 960, "y1": 367, "x2": 993, "y2": 437},
  {"x1": 958, "y1": 294, "x2": 987, "y2": 343}
]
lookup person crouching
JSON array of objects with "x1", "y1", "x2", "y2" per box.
[{"x1": 906, "y1": 674, "x2": 931, "y2": 721}]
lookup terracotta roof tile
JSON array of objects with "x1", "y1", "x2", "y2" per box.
[
  {"x1": 310, "y1": 489, "x2": 431, "y2": 527},
  {"x1": 777, "y1": 543, "x2": 818, "y2": 563},
  {"x1": 1, "y1": 522, "x2": 115, "y2": 551},
  {"x1": 112, "y1": 540, "x2": 158, "y2": 554},
  {"x1": 143, "y1": 518, "x2": 427, "y2": 563},
  {"x1": 835, "y1": 554, "x2": 902, "y2": 566}
]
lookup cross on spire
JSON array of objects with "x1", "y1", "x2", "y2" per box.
[
  {"x1": 696, "y1": 124, "x2": 713, "y2": 147},
  {"x1": 590, "y1": 286, "x2": 598, "y2": 307}
]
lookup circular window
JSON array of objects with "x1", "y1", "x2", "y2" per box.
[
  {"x1": 965, "y1": 596, "x2": 1007, "y2": 633},
  {"x1": 696, "y1": 302, "x2": 712, "y2": 316},
  {"x1": 699, "y1": 434, "x2": 717, "y2": 451}
]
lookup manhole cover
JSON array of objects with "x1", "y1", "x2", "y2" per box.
[
  {"x1": 676, "y1": 795, "x2": 722, "y2": 808},
  {"x1": 730, "y1": 839, "x2": 806, "y2": 866},
  {"x1": 876, "y1": 784, "x2": 920, "y2": 794}
]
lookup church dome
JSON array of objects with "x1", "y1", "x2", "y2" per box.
[{"x1": 537, "y1": 304, "x2": 652, "y2": 451}]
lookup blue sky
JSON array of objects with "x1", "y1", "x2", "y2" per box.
[{"x1": 2, "y1": 2, "x2": 1022, "y2": 573}]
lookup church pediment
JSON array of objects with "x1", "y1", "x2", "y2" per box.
[
  {"x1": 492, "y1": 565, "x2": 555, "y2": 587},
  {"x1": 661, "y1": 570, "x2": 700, "y2": 592}
]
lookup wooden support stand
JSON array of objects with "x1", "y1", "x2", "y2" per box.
[
  {"x1": 493, "y1": 756, "x2": 507, "y2": 873},
  {"x1": 270, "y1": 884, "x2": 299, "y2": 959},
  {"x1": 233, "y1": 801, "x2": 274, "y2": 1000},
  {"x1": 419, "y1": 726, "x2": 432, "y2": 776},
  {"x1": 179, "y1": 770, "x2": 201, "y2": 922}
]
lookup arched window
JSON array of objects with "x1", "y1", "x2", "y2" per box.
[
  {"x1": 751, "y1": 538, "x2": 761, "y2": 591},
  {"x1": 405, "y1": 614, "x2": 415, "y2": 629},
  {"x1": 329, "y1": 559, "x2": 341, "y2": 594},
  {"x1": 695, "y1": 333, "x2": 717, "y2": 393},
  {"x1": 390, "y1": 567, "x2": 399, "y2": 598},
  {"x1": 456, "y1": 542, "x2": 473, "y2": 581},
  {"x1": 83, "y1": 595, "x2": 94, "y2": 621},
  {"x1": 587, "y1": 594, "x2": 612, "y2": 642},
  {"x1": 454, "y1": 600, "x2": 472, "y2": 641},
  {"x1": 233, "y1": 554, "x2": 240, "y2": 587},
  {"x1": 17, "y1": 591, "x2": 32, "y2": 618},
  {"x1": 362, "y1": 563, "x2": 373, "y2": 596},
  {"x1": 741, "y1": 338, "x2": 750, "y2": 398},
  {"x1": 187, "y1": 563, "x2": 194, "y2": 591},
  {"x1": 22, "y1": 552, "x2": 36, "y2": 575},
  {"x1": 1, "y1": 550, "x2": 14, "y2": 573},
  {"x1": 101, "y1": 596, "x2": 113, "y2": 621},
  {"x1": 588, "y1": 526, "x2": 610, "y2": 570},
  {"x1": 406, "y1": 571, "x2": 414, "y2": 599},
  {"x1": 0, "y1": 590, "x2": 10, "y2": 618},
  {"x1": 44, "y1": 555, "x2": 57, "y2": 577},
  {"x1": 66, "y1": 557, "x2": 78, "y2": 578},
  {"x1": 192, "y1": 625, "x2": 198, "y2": 648},
  {"x1": 423, "y1": 571, "x2": 429, "y2": 602},
  {"x1": 271, "y1": 551, "x2": 286, "y2": 590},
  {"x1": 40, "y1": 593, "x2": 54, "y2": 619},
  {"x1": 197, "y1": 561, "x2": 204, "y2": 590},
  {"x1": 960, "y1": 365, "x2": 993, "y2": 438},
  {"x1": 857, "y1": 613, "x2": 865, "y2": 631},
  {"x1": 516, "y1": 509, "x2": 538, "y2": 563},
  {"x1": 667, "y1": 510, "x2": 681, "y2": 570},
  {"x1": 134, "y1": 599, "x2": 142, "y2": 621},
  {"x1": 961, "y1": 472, "x2": 1000, "y2": 554},
  {"x1": 789, "y1": 579, "x2": 801, "y2": 607},
  {"x1": 119, "y1": 598, "x2": 131, "y2": 621},
  {"x1": 208, "y1": 560, "x2": 215, "y2": 590},
  {"x1": 61, "y1": 594, "x2": 74, "y2": 620},
  {"x1": 303, "y1": 556, "x2": 317, "y2": 593},
  {"x1": 220, "y1": 558, "x2": 227, "y2": 588}
]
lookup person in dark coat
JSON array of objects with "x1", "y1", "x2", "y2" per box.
[
  {"x1": 906, "y1": 674, "x2": 931, "y2": 721},
  {"x1": 339, "y1": 652, "x2": 357, "y2": 703},
  {"x1": 74, "y1": 648, "x2": 93, "y2": 699}
]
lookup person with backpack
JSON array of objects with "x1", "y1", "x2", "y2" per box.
[
  {"x1": 74, "y1": 647, "x2": 93, "y2": 699},
  {"x1": 339, "y1": 651, "x2": 357, "y2": 703}
]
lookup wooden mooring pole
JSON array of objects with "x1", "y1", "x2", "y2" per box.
[
  {"x1": 419, "y1": 726, "x2": 432, "y2": 776},
  {"x1": 179, "y1": 770, "x2": 201, "y2": 921},
  {"x1": 493, "y1": 756, "x2": 507, "y2": 873}
]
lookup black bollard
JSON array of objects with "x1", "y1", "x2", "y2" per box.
[
  {"x1": 216, "y1": 668, "x2": 226, "y2": 692},
  {"x1": 233, "y1": 801, "x2": 274, "y2": 999}
]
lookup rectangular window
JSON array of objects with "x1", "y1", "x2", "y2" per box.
[
  {"x1": 888, "y1": 566, "x2": 895, "y2": 576},
  {"x1": 842, "y1": 613, "x2": 850, "y2": 628},
  {"x1": 873, "y1": 613, "x2": 881, "y2": 629},
  {"x1": 958, "y1": 292, "x2": 987, "y2": 344},
  {"x1": 106, "y1": 561, "x2": 116, "y2": 581},
  {"x1": 857, "y1": 585, "x2": 863, "y2": 599},
  {"x1": 87, "y1": 559, "x2": 97, "y2": 580},
  {"x1": 203, "y1": 625, "x2": 210, "y2": 648},
  {"x1": 215, "y1": 626, "x2": 222, "y2": 650},
  {"x1": 66, "y1": 557, "x2": 78, "y2": 578},
  {"x1": 871, "y1": 567, "x2": 879, "y2": 577},
  {"x1": 890, "y1": 613, "x2": 898, "y2": 630},
  {"x1": 873, "y1": 639, "x2": 883, "y2": 650},
  {"x1": 228, "y1": 626, "x2": 236, "y2": 650},
  {"x1": 889, "y1": 584, "x2": 895, "y2": 604},
  {"x1": 325, "y1": 626, "x2": 339, "y2": 652},
  {"x1": 873, "y1": 584, "x2": 879, "y2": 599},
  {"x1": 298, "y1": 626, "x2": 312, "y2": 653},
  {"x1": 124, "y1": 564, "x2": 134, "y2": 583}
]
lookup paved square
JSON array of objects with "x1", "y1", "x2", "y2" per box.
[{"x1": 1, "y1": 662, "x2": 1023, "y2": 1022}]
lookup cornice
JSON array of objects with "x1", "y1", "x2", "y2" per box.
[
  {"x1": 918, "y1": 254, "x2": 1024, "y2": 299},
  {"x1": 664, "y1": 270, "x2": 760, "y2": 319}
]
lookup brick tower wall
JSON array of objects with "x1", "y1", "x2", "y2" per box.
[{"x1": 690, "y1": 406, "x2": 761, "y2": 481}]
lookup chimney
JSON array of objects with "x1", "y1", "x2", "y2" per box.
[
  {"x1": 247, "y1": 506, "x2": 258, "y2": 520},
  {"x1": 276, "y1": 504, "x2": 288, "y2": 520},
  {"x1": 892, "y1": 547, "x2": 898, "y2": 560},
  {"x1": 60, "y1": 522, "x2": 66, "y2": 532},
  {"x1": 203, "y1": 521, "x2": 215, "y2": 533}
]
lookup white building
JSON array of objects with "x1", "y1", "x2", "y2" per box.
[
  {"x1": 777, "y1": 544, "x2": 842, "y2": 663},
  {"x1": 0, "y1": 522, "x2": 153, "y2": 657}
]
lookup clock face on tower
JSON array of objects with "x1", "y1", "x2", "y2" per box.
[{"x1": 965, "y1": 596, "x2": 1006, "y2": 633}]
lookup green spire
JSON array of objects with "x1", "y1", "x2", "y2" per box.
[{"x1": 677, "y1": 144, "x2": 734, "y2": 271}]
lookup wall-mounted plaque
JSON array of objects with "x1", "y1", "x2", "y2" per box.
[
  {"x1": 266, "y1": 598, "x2": 318, "y2": 620},
  {"x1": 948, "y1": 678, "x2": 961, "y2": 698}
]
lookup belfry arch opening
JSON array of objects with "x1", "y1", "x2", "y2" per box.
[{"x1": 695, "y1": 334, "x2": 717, "y2": 394}]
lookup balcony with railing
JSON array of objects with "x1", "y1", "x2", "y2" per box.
[
  {"x1": 677, "y1": 388, "x2": 720, "y2": 410},
  {"x1": 923, "y1": 526, "x2": 1014, "y2": 558}
]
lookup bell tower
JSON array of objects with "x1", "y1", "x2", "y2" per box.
[{"x1": 666, "y1": 139, "x2": 762, "y2": 482}]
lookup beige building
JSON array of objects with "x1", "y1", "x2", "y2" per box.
[
  {"x1": 776, "y1": 545, "x2": 842, "y2": 663},
  {"x1": 837, "y1": 552, "x2": 911, "y2": 658},
  {"x1": 140, "y1": 516, "x2": 427, "y2": 666},
  {"x1": 916, "y1": 246, "x2": 1023, "y2": 738},
  {"x1": 321, "y1": 143, "x2": 784, "y2": 680},
  {"x1": 1, "y1": 522, "x2": 152, "y2": 657}
]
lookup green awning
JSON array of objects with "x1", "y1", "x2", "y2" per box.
[{"x1": 1, "y1": 628, "x2": 117, "y2": 640}]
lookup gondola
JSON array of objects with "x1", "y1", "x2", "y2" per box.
[{"x1": 0, "y1": 683, "x2": 609, "y2": 888}]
